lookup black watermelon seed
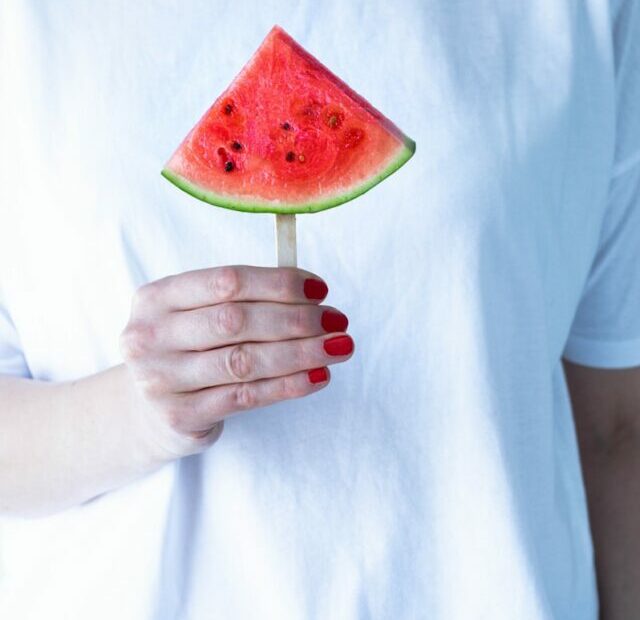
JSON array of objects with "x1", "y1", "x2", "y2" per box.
[
  {"x1": 281, "y1": 122, "x2": 291, "y2": 130},
  {"x1": 285, "y1": 151, "x2": 295, "y2": 162},
  {"x1": 224, "y1": 103, "x2": 233, "y2": 115},
  {"x1": 231, "y1": 141, "x2": 242, "y2": 151},
  {"x1": 224, "y1": 161, "x2": 235, "y2": 172}
]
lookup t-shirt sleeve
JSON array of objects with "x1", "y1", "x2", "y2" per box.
[
  {"x1": 0, "y1": 292, "x2": 30, "y2": 378},
  {"x1": 563, "y1": 165, "x2": 640, "y2": 368},
  {"x1": 563, "y1": 0, "x2": 640, "y2": 369}
]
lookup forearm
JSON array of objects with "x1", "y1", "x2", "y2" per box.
[
  {"x1": 0, "y1": 266, "x2": 342, "y2": 517},
  {"x1": 578, "y1": 432, "x2": 640, "y2": 619},
  {"x1": 0, "y1": 365, "x2": 171, "y2": 517}
]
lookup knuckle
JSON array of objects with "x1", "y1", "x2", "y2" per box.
[
  {"x1": 132, "y1": 282, "x2": 161, "y2": 312},
  {"x1": 232, "y1": 383, "x2": 257, "y2": 410},
  {"x1": 139, "y1": 369, "x2": 169, "y2": 398},
  {"x1": 207, "y1": 420, "x2": 225, "y2": 443},
  {"x1": 288, "y1": 305, "x2": 311, "y2": 336},
  {"x1": 275, "y1": 268, "x2": 298, "y2": 299},
  {"x1": 210, "y1": 266, "x2": 241, "y2": 302},
  {"x1": 290, "y1": 341, "x2": 307, "y2": 369},
  {"x1": 225, "y1": 345, "x2": 253, "y2": 381},
  {"x1": 120, "y1": 321, "x2": 155, "y2": 361},
  {"x1": 163, "y1": 401, "x2": 191, "y2": 433},
  {"x1": 277, "y1": 375, "x2": 303, "y2": 400},
  {"x1": 188, "y1": 421, "x2": 224, "y2": 447},
  {"x1": 212, "y1": 303, "x2": 245, "y2": 337}
]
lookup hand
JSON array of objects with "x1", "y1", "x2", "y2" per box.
[{"x1": 120, "y1": 266, "x2": 353, "y2": 459}]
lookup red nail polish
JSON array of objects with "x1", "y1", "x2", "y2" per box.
[
  {"x1": 308, "y1": 367, "x2": 328, "y2": 384},
  {"x1": 321, "y1": 310, "x2": 349, "y2": 333},
  {"x1": 323, "y1": 335, "x2": 354, "y2": 356},
  {"x1": 304, "y1": 278, "x2": 328, "y2": 300}
]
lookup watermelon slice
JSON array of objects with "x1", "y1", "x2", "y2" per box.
[{"x1": 162, "y1": 25, "x2": 415, "y2": 214}]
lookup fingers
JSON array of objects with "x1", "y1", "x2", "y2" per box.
[
  {"x1": 170, "y1": 367, "x2": 332, "y2": 433},
  {"x1": 122, "y1": 265, "x2": 351, "y2": 458},
  {"x1": 142, "y1": 333, "x2": 354, "y2": 394},
  {"x1": 133, "y1": 266, "x2": 329, "y2": 313},
  {"x1": 158, "y1": 303, "x2": 349, "y2": 351}
]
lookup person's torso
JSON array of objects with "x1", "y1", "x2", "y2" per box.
[{"x1": 0, "y1": 1, "x2": 614, "y2": 618}]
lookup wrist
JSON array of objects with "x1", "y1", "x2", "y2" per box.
[{"x1": 117, "y1": 364, "x2": 221, "y2": 467}]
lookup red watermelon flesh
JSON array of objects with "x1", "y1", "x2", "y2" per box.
[{"x1": 162, "y1": 25, "x2": 415, "y2": 214}]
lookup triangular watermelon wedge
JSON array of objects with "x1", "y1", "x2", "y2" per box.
[{"x1": 162, "y1": 26, "x2": 415, "y2": 214}]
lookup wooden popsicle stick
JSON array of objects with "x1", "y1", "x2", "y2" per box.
[{"x1": 275, "y1": 214, "x2": 297, "y2": 267}]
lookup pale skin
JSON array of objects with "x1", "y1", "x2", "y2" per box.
[
  {"x1": 0, "y1": 265, "x2": 354, "y2": 516},
  {"x1": 0, "y1": 267, "x2": 636, "y2": 617}
]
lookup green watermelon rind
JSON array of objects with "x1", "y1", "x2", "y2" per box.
[{"x1": 161, "y1": 137, "x2": 416, "y2": 215}]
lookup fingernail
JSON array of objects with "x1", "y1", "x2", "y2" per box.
[
  {"x1": 308, "y1": 367, "x2": 328, "y2": 384},
  {"x1": 304, "y1": 278, "x2": 328, "y2": 300},
  {"x1": 321, "y1": 310, "x2": 349, "y2": 333},
  {"x1": 323, "y1": 335, "x2": 354, "y2": 356}
]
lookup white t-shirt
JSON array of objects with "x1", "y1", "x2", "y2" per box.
[{"x1": 1, "y1": 1, "x2": 639, "y2": 618}]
